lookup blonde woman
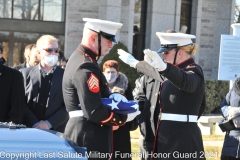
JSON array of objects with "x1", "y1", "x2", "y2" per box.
[{"x1": 118, "y1": 32, "x2": 205, "y2": 160}]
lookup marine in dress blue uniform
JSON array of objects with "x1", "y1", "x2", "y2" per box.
[
  {"x1": 63, "y1": 18, "x2": 133, "y2": 160},
  {"x1": 118, "y1": 32, "x2": 206, "y2": 160}
]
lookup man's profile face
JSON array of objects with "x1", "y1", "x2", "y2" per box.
[
  {"x1": 29, "y1": 47, "x2": 40, "y2": 66},
  {"x1": 24, "y1": 48, "x2": 32, "y2": 63},
  {"x1": 99, "y1": 36, "x2": 113, "y2": 56}
]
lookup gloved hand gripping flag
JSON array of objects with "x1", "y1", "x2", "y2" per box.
[{"x1": 78, "y1": 98, "x2": 139, "y2": 115}]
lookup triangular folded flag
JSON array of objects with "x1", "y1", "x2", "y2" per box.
[{"x1": 78, "y1": 98, "x2": 138, "y2": 115}]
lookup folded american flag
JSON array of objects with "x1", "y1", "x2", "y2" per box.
[{"x1": 78, "y1": 98, "x2": 139, "y2": 115}]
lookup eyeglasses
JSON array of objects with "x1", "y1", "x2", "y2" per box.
[
  {"x1": 42, "y1": 48, "x2": 59, "y2": 53},
  {"x1": 162, "y1": 48, "x2": 177, "y2": 55}
]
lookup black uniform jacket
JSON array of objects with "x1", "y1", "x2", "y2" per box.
[
  {"x1": 0, "y1": 63, "x2": 25, "y2": 124},
  {"x1": 136, "y1": 58, "x2": 205, "y2": 160},
  {"x1": 21, "y1": 65, "x2": 69, "y2": 132},
  {"x1": 63, "y1": 44, "x2": 127, "y2": 157}
]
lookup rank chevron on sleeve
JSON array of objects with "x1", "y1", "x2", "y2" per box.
[{"x1": 87, "y1": 73, "x2": 99, "y2": 93}]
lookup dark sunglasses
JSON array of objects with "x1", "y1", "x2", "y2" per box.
[
  {"x1": 42, "y1": 48, "x2": 59, "y2": 53},
  {"x1": 163, "y1": 50, "x2": 173, "y2": 55},
  {"x1": 162, "y1": 48, "x2": 178, "y2": 55}
]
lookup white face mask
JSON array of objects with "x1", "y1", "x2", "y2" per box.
[
  {"x1": 104, "y1": 73, "x2": 118, "y2": 84},
  {"x1": 43, "y1": 55, "x2": 58, "y2": 67}
]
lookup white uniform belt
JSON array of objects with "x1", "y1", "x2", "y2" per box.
[
  {"x1": 69, "y1": 110, "x2": 84, "y2": 118},
  {"x1": 159, "y1": 113, "x2": 198, "y2": 122}
]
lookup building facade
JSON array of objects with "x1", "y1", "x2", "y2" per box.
[{"x1": 0, "y1": 0, "x2": 236, "y2": 80}]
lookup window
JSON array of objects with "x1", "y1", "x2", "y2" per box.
[
  {"x1": 0, "y1": 0, "x2": 65, "y2": 22},
  {"x1": 180, "y1": 0, "x2": 192, "y2": 34},
  {"x1": 0, "y1": 0, "x2": 12, "y2": 18}
]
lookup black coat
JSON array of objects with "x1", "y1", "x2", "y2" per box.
[
  {"x1": 63, "y1": 44, "x2": 127, "y2": 159},
  {"x1": 20, "y1": 65, "x2": 69, "y2": 132},
  {"x1": 136, "y1": 58, "x2": 205, "y2": 160},
  {"x1": 0, "y1": 63, "x2": 25, "y2": 124},
  {"x1": 134, "y1": 75, "x2": 161, "y2": 146}
]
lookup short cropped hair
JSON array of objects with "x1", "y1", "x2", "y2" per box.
[
  {"x1": 103, "y1": 60, "x2": 119, "y2": 72},
  {"x1": 36, "y1": 35, "x2": 58, "y2": 48}
]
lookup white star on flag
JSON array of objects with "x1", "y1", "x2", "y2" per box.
[
  {"x1": 108, "y1": 100, "x2": 119, "y2": 110},
  {"x1": 131, "y1": 104, "x2": 139, "y2": 110}
]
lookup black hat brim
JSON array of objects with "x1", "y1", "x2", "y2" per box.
[
  {"x1": 100, "y1": 32, "x2": 117, "y2": 43},
  {"x1": 157, "y1": 47, "x2": 176, "y2": 53},
  {"x1": 112, "y1": 38, "x2": 117, "y2": 43}
]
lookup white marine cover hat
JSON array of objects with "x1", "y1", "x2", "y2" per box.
[
  {"x1": 83, "y1": 18, "x2": 123, "y2": 42},
  {"x1": 156, "y1": 32, "x2": 196, "y2": 53}
]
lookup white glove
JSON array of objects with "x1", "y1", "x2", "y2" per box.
[
  {"x1": 221, "y1": 105, "x2": 230, "y2": 118},
  {"x1": 117, "y1": 49, "x2": 139, "y2": 68},
  {"x1": 109, "y1": 93, "x2": 128, "y2": 102},
  {"x1": 143, "y1": 49, "x2": 167, "y2": 71},
  {"x1": 126, "y1": 110, "x2": 141, "y2": 122},
  {"x1": 232, "y1": 116, "x2": 240, "y2": 128},
  {"x1": 143, "y1": 49, "x2": 154, "y2": 64},
  {"x1": 227, "y1": 107, "x2": 240, "y2": 120}
]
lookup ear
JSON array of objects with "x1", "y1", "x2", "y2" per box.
[
  {"x1": 90, "y1": 33, "x2": 97, "y2": 43},
  {"x1": 178, "y1": 49, "x2": 184, "y2": 59}
]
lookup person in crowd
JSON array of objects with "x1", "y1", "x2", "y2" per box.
[
  {"x1": 13, "y1": 44, "x2": 34, "y2": 70},
  {"x1": 58, "y1": 50, "x2": 65, "y2": 60},
  {"x1": 219, "y1": 77, "x2": 240, "y2": 160},
  {"x1": 0, "y1": 43, "x2": 6, "y2": 64},
  {"x1": 62, "y1": 18, "x2": 140, "y2": 159},
  {"x1": 20, "y1": 35, "x2": 68, "y2": 133},
  {"x1": 133, "y1": 73, "x2": 161, "y2": 160},
  {"x1": 103, "y1": 60, "x2": 137, "y2": 160},
  {"x1": 28, "y1": 45, "x2": 40, "y2": 67},
  {"x1": 57, "y1": 58, "x2": 68, "y2": 69},
  {"x1": 118, "y1": 32, "x2": 205, "y2": 159},
  {"x1": 133, "y1": 29, "x2": 176, "y2": 160},
  {"x1": 0, "y1": 42, "x2": 25, "y2": 124}
]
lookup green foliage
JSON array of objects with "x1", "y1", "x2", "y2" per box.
[
  {"x1": 99, "y1": 42, "x2": 140, "y2": 88},
  {"x1": 204, "y1": 80, "x2": 229, "y2": 114}
]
